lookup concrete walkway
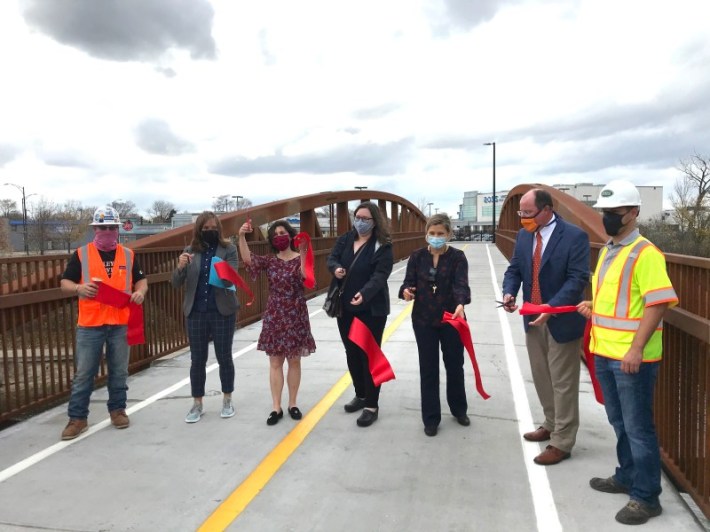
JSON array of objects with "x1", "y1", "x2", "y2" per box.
[{"x1": 0, "y1": 243, "x2": 705, "y2": 532}]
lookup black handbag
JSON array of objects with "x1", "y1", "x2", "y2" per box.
[
  {"x1": 322, "y1": 283, "x2": 342, "y2": 318},
  {"x1": 323, "y1": 241, "x2": 366, "y2": 318}
]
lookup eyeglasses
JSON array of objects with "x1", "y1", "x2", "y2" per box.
[
  {"x1": 96, "y1": 225, "x2": 118, "y2": 231},
  {"x1": 516, "y1": 209, "x2": 541, "y2": 218},
  {"x1": 354, "y1": 216, "x2": 373, "y2": 222},
  {"x1": 427, "y1": 267, "x2": 437, "y2": 283}
]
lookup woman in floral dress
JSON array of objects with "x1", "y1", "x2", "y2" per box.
[{"x1": 238, "y1": 219, "x2": 316, "y2": 425}]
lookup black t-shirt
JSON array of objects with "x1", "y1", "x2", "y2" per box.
[{"x1": 62, "y1": 247, "x2": 146, "y2": 284}]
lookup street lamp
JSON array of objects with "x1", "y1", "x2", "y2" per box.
[
  {"x1": 483, "y1": 142, "x2": 496, "y2": 243},
  {"x1": 3, "y1": 182, "x2": 30, "y2": 255},
  {"x1": 232, "y1": 195, "x2": 243, "y2": 210},
  {"x1": 427, "y1": 202, "x2": 433, "y2": 217},
  {"x1": 355, "y1": 186, "x2": 367, "y2": 191}
]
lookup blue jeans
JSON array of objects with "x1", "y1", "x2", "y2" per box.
[
  {"x1": 595, "y1": 355, "x2": 661, "y2": 507},
  {"x1": 67, "y1": 325, "x2": 130, "y2": 419}
]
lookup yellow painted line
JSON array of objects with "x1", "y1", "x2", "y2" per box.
[{"x1": 198, "y1": 302, "x2": 414, "y2": 532}]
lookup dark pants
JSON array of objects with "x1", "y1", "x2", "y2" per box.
[
  {"x1": 186, "y1": 311, "x2": 236, "y2": 397},
  {"x1": 413, "y1": 323, "x2": 468, "y2": 427},
  {"x1": 337, "y1": 311, "x2": 387, "y2": 409}
]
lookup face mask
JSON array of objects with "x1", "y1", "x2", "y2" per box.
[
  {"x1": 272, "y1": 234, "x2": 291, "y2": 251},
  {"x1": 353, "y1": 218, "x2": 374, "y2": 235},
  {"x1": 93, "y1": 229, "x2": 118, "y2": 251},
  {"x1": 520, "y1": 217, "x2": 538, "y2": 233},
  {"x1": 426, "y1": 235, "x2": 447, "y2": 249},
  {"x1": 602, "y1": 211, "x2": 626, "y2": 236},
  {"x1": 202, "y1": 230, "x2": 219, "y2": 246}
]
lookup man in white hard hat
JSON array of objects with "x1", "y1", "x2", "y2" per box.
[
  {"x1": 58, "y1": 206, "x2": 148, "y2": 440},
  {"x1": 578, "y1": 180, "x2": 678, "y2": 525}
]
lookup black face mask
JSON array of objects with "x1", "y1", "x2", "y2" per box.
[
  {"x1": 602, "y1": 212, "x2": 626, "y2": 236},
  {"x1": 201, "y1": 230, "x2": 219, "y2": 246}
]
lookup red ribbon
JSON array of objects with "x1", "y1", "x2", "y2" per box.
[
  {"x1": 442, "y1": 312, "x2": 491, "y2": 400},
  {"x1": 348, "y1": 317, "x2": 396, "y2": 386},
  {"x1": 293, "y1": 232, "x2": 315, "y2": 289},
  {"x1": 94, "y1": 282, "x2": 145, "y2": 346},
  {"x1": 214, "y1": 260, "x2": 255, "y2": 306},
  {"x1": 583, "y1": 320, "x2": 604, "y2": 404},
  {"x1": 519, "y1": 302, "x2": 578, "y2": 315}
]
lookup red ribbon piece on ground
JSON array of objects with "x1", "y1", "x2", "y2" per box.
[
  {"x1": 583, "y1": 320, "x2": 604, "y2": 404},
  {"x1": 94, "y1": 282, "x2": 145, "y2": 346},
  {"x1": 518, "y1": 302, "x2": 579, "y2": 315},
  {"x1": 293, "y1": 232, "x2": 315, "y2": 289},
  {"x1": 348, "y1": 317, "x2": 396, "y2": 386},
  {"x1": 213, "y1": 260, "x2": 255, "y2": 306},
  {"x1": 441, "y1": 311, "x2": 491, "y2": 400}
]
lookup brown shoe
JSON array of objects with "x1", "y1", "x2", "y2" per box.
[
  {"x1": 110, "y1": 409, "x2": 130, "y2": 429},
  {"x1": 523, "y1": 426, "x2": 551, "y2": 442},
  {"x1": 534, "y1": 445, "x2": 571, "y2": 465},
  {"x1": 61, "y1": 418, "x2": 88, "y2": 440}
]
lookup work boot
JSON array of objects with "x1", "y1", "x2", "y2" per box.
[
  {"x1": 61, "y1": 418, "x2": 88, "y2": 440},
  {"x1": 109, "y1": 409, "x2": 130, "y2": 429}
]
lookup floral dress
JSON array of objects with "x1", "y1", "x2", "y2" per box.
[{"x1": 247, "y1": 254, "x2": 316, "y2": 358}]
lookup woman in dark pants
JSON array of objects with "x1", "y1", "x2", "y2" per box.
[
  {"x1": 327, "y1": 202, "x2": 393, "y2": 427},
  {"x1": 399, "y1": 213, "x2": 471, "y2": 436},
  {"x1": 171, "y1": 211, "x2": 240, "y2": 423}
]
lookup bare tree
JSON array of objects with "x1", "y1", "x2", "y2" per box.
[
  {"x1": 0, "y1": 218, "x2": 12, "y2": 255},
  {"x1": 0, "y1": 198, "x2": 19, "y2": 218},
  {"x1": 110, "y1": 199, "x2": 138, "y2": 221},
  {"x1": 148, "y1": 200, "x2": 177, "y2": 222},
  {"x1": 27, "y1": 198, "x2": 57, "y2": 255},
  {"x1": 671, "y1": 153, "x2": 710, "y2": 254},
  {"x1": 55, "y1": 201, "x2": 91, "y2": 252},
  {"x1": 416, "y1": 197, "x2": 430, "y2": 215},
  {"x1": 211, "y1": 196, "x2": 252, "y2": 212}
]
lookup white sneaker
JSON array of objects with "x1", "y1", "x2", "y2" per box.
[
  {"x1": 185, "y1": 403, "x2": 203, "y2": 423},
  {"x1": 221, "y1": 399, "x2": 235, "y2": 418}
]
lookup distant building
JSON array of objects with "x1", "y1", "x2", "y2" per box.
[{"x1": 552, "y1": 183, "x2": 663, "y2": 222}]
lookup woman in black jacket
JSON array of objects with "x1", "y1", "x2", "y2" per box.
[{"x1": 327, "y1": 202, "x2": 393, "y2": 427}]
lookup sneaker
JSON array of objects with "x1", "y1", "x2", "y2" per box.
[
  {"x1": 109, "y1": 409, "x2": 130, "y2": 429},
  {"x1": 61, "y1": 418, "x2": 88, "y2": 440},
  {"x1": 220, "y1": 399, "x2": 235, "y2": 418},
  {"x1": 590, "y1": 476, "x2": 630, "y2": 494},
  {"x1": 185, "y1": 403, "x2": 203, "y2": 423},
  {"x1": 615, "y1": 500, "x2": 662, "y2": 525}
]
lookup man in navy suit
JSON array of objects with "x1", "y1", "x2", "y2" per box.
[{"x1": 502, "y1": 188, "x2": 590, "y2": 465}]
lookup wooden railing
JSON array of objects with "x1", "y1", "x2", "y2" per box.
[{"x1": 497, "y1": 184, "x2": 710, "y2": 518}]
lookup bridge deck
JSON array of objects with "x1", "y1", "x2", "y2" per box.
[{"x1": 0, "y1": 243, "x2": 704, "y2": 532}]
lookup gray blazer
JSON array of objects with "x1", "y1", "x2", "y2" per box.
[{"x1": 171, "y1": 243, "x2": 240, "y2": 317}]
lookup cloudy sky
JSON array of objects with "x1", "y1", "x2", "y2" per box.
[{"x1": 1, "y1": 0, "x2": 709, "y2": 218}]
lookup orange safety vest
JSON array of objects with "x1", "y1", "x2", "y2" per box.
[{"x1": 77, "y1": 243, "x2": 134, "y2": 327}]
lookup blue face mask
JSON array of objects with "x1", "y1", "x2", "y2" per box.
[
  {"x1": 426, "y1": 235, "x2": 447, "y2": 249},
  {"x1": 353, "y1": 218, "x2": 374, "y2": 235}
]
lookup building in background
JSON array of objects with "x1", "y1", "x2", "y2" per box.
[{"x1": 552, "y1": 183, "x2": 663, "y2": 222}]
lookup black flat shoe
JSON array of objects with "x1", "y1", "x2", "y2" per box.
[
  {"x1": 344, "y1": 397, "x2": 366, "y2": 413},
  {"x1": 424, "y1": 425, "x2": 438, "y2": 437},
  {"x1": 356, "y1": 408, "x2": 378, "y2": 427},
  {"x1": 456, "y1": 415, "x2": 471, "y2": 426},
  {"x1": 266, "y1": 410, "x2": 283, "y2": 426},
  {"x1": 288, "y1": 406, "x2": 302, "y2": 420}
]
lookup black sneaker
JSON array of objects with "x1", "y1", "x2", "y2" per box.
[
  {"x1": 589, "y1": 476, "x2": 629, "y2": 494},
  {"x1": 424, "y1": 425, "x2": 438, "y2": 437},
  {"x1": 615, "y1": 500, "x2": 662, "y2": 525},
  {"x1": 344, "y1": 397, "x2": 366, "y2": 413},
  {"x1": 356, "y1": 408, "x2": 378, "y2": 427}
]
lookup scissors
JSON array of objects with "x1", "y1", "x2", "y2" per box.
[{"x1": 496, "y1": 300, "x2": 515, "y2": 308}]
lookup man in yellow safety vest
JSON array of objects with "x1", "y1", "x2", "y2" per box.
[{"x1": 578, "y1": 180, "x2": 678, "y2": 525}]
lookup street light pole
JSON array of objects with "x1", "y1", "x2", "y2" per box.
[
  {"x1": 232, "y1": 195, "x2": 243, "y2": 210},
  {"x1": 483, "y1": 142, "x2": 496, "y2": 243},
  {"x1": 427, "y1": 202, "x2": 433, "y2": 217},
  {"x1": 355, "y1": 186, "x2": 367, "y2": 191},
  {"x1": 3, "y1": 182, "x2": 30, "y2": 254}
]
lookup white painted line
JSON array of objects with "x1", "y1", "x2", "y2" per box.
[{"x1": 486, "y1": 245, "x2": 562, "y2": 532}]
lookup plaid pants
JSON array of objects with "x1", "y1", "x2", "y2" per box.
[{"x1": 186, "y1": 311, "x2": 236, "y2": 397}]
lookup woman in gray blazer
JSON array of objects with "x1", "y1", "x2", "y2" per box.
[{"x1": 171, "y1": 212, "x2": 240, "y2": 423}]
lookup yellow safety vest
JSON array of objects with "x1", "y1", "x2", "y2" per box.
[{"x1": 590, "y1": 235, "x2": 678, "y2": 362}]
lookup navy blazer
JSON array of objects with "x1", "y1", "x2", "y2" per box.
[{"x1": 502, "y1": 215, "x2": 590, "y2": 343}]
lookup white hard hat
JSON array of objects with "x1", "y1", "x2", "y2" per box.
[
  {"x1": 90, "y1": 206, "x2": 121, "y2": 226},
  {"x1": 593, "y1": 180, "x2": 642, "y2": 208}
]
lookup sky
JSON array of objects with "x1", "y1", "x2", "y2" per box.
[{"x1": 1, "y1": 0, "x2": 709, "y2": 219}]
